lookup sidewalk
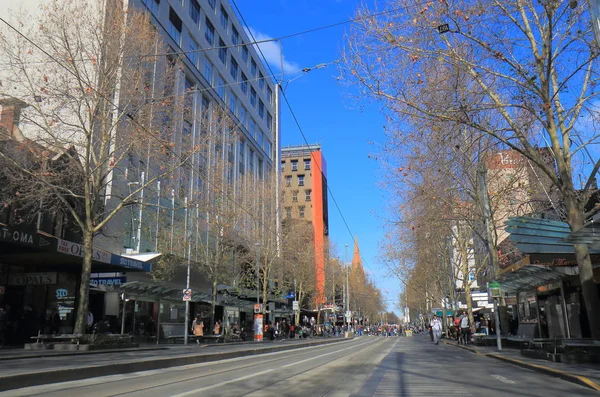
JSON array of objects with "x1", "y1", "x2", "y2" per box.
[
  {"x1": 0, "y1": 337, "x2": 350, "y2": 392},
  {"x1": 443, "y1": 339, "x2": 600, "y2": 392}
]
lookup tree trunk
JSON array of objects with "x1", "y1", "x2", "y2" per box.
[
  {"x1": 74, "y1": 228, "x2": 93, "y2": 334},
  {"x1": 565, "y1": 197, "x2": 600, "y2": 339},
  {"x1": 573, "y1": 243, "x2": 600, "y2": 338},
  {"x1": 211, "y1": 279, "x2": 217, "y2": 332}
]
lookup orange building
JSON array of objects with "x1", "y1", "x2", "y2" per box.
[{"x1": 281, "y1": 145, "x2": 329, "y2": 303}]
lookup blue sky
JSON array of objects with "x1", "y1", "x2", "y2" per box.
[{"x1": 235, "y1": 0, "x2": 401, "y2": 313}]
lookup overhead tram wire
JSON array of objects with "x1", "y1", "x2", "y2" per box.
[
  {"x1": 0, "y1": 1, "x2": 425, "y2": 67},
  {"x1": 231, "y1": 0, "x2": 378, "y2": 274},
  {"x1": 0, "y1": 16, "x2": 281, "y2": 240}
]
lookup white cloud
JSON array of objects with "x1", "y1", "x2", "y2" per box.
[{"x1": 246, "y1": 27, "x2": 301, "y2": 75}]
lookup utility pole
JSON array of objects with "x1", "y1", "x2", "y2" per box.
[
  {"x1": 345, "y1": 244, "x2": 350, "y2": 328},
  {"x1": 183, "y1": 197, "x2": 191, "y2": 345},
  {"x1": 477, "y1": 168, "x2": 502, "y2": 351}
]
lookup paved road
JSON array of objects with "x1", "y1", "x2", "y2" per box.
[{"x1": 2, "y1": 335, "x2": 597, "y2": 397}]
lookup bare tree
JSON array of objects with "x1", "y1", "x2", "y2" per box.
[
  {"x1": 344, "y1": 0, "x2": 600, "y2": 337},
  {"x1": 0, "y1": 1, "x2": 201, "y2": 334}
]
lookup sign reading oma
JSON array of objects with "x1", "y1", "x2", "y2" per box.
[{"x1": 1, "y1": 227, "x2": 34, "y2": 245}]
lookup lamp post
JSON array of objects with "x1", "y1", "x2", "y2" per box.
[
  {"x1": 254, "y1": 242, "x2": 263, "y2": 342},
  {"x1": 345, "y1": 244, "x2": 350, "y2": 328}
]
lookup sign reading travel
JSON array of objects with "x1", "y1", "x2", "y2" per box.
[{"x1": 90, "y1": 277, "x2": 126, "y2": 286}]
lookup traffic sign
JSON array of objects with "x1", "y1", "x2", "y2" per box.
[
  {"x1": 292, "y1": 301, "x2": 299, "y2": 311},
  {"x1": 488, "y1": 282, "x2": 501, "y2": 298},
  {"x1": 182, "y1": 288, "x2": 192, "y2": 301}
]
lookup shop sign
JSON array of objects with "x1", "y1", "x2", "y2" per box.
[
  {"x1": 537, "y1": 281, "x2": 561, "y2": 293},
  {"x1": 57, "y1": 239, "x2": 111, "y2": 264},
  {"x1": 111, "y1": 255, "x2": 151, "y2": 272},
  {"x1": 488, "y1": 282, "x2": 502, "y2": 298},
  {"x1": 1, "y1": 226, "x2": 35, "y2": 246},
  {"x1": 90, "y1": 277, "x2": 126, "y2": 286},
  {"x1": 8, "y1": 272, "x2": 57, "y2": 286}
]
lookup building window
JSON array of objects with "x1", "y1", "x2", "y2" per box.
[
  {"x1": 305, "y1": 189, "x2": 312, "y2": 201},
  {"x1": 248, "y1": 149, "x2": 254, "y2": 174},
  {"x1": 258, "y1": 130, "x2": 264, "y2": 149},
  {"x1": 299, "y1": 206, "x2": 305, "y2": 218},
  {"x1": 258, "y1": 100, "x2": 264, "y2": 119},
  {"x1": 203, "y1": 59, "x2": 213, "y2": 85},
  {"x1": 304, "y1": 159, "x2": 311, "y2": 170},
  {"x1": 266, "y1": 113, "x2": 272, "y2": 132},
  {"x1": 285, "y1": 175, "x2": 292, "y2": 187},
  {"x1": 187, "y1": 37, "x2": 198, "y2": 67},
  {"x1": 207, "y1": 0, "x2": 215, "y2": 10},
  {"x1": 250, "y1": 87, "x2": 257, "y2": 107},
  {"x1": 291, "y1": 160, "x2": 298, "y2": 171},
  {"x1": 267, "y1": 86, "x2": 273, "y2": 105},
  {"x1": 242, "y1": 46, "x2": 249, "y2": 63},
  {"x1": 258, "y1": 158, "x2": 263, "y2": 179},
  {"x1": 249, "y1": 119, "x2": 255, "y2": 138},
  {"x1": 205, "y1": 19, "x2": 215, "y2": 45},
  {"x1": 280, "y1": 161, "x2": 285, "y2": 172},
  {"x1": 168, "y1": 7, "x2": 182, "y2": 45},
  {"x1": 217, "y1": 75, "x2": 225, "y2": 99},
  {"x1": 189, "y1": 0, "x2": 200, "y2": 25},
  {"x1": 292, "y1": 191, "x2": 298, "y2": 202},
  {"x1": 218, "y1": 38, "x2": 227, "y2": 64},
  {"x1": 228, "y1": 93, "x2": 236, "y2": 114},
  {"x1": 259, "y1": 72, "x2": 265, "y2": 90},
  {"x1": 251, "y1": 59, "x2": 257, "y2": 77},
  {"x1": 230, "y1": 57, "x2": 238, "y2": 80},
  {"x1": 266, "y1": 141, "x2": 271, "y2": 159},
  {"x1": 285, "y1": 207, "x2": 292, "y2": 219},
  {"x1": 241, "y1": 73, "x2": 248, "y2": 94},
  {"x1": 143, "y1": 0, "x2": 159, "y2": 16},
  {"x1": 232, "y1": 26, "x2": 239, "y2": 46},
  {"x1": 240, "y1": 106, "x2": 247, "y2": 127},
  {"x1": 220, "y1": 5, "x2": 229, "y2": 30},
  {"x1": 298, "y1": 175, "x2": 304, "y2": 186}
]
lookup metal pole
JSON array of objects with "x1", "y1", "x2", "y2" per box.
[
  {"x1": 344, "y1": 244, "x2": 349, "y2": 327},
  {"x1": 135, "y1": 172, "x2": 145, "y2": 253},
  {"x1": 184, "y1": 197, "x2": 190, "y2": 345},
  {"x1": 170, "y1": 189, "x2": 175, "y2": 252},
  {"x1": 560, "y1": 279, "x2": 571, "y2": 338},
  {"x1": 477, "y1": 168, "x2": 502, "y2": 350},
  {"x1": 256, "y1": 247, "x2": 260, "y2": 304},
  {"x1": 156, "y1": 300, "x2": 161, "y2": 345},
  {"x1": 155, "y1": 180, "x2": 160, "y2": 252},
  {"x1": 121, "y1": 294, "x2": 126, "y2": 335}
]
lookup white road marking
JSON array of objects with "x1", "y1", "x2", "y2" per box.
[
  {"x1": 169, "y1": 339, "x2": 381, "y2": 397},
  {"x1": 491, "y1": 374, "x2": 516, "y2": 384}
]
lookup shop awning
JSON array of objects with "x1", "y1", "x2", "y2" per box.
[
  {"x1": 496, "y1": 263, "x2": 570, "y2": 293},
  {"x1": 506, "y1": 217, "x2": 600, "y2": 254},
  {"x1": 116, "y1": 281, "x2": 211, "y2": 303}
]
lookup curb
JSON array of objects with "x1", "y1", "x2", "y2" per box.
[
  {"x1": 0, "y1": 346, "x2": 168, "y2": 361},
  {"x1": 0, "y1": 338, "x2": 352, "y2": 392},
  {"x1": 443, "y1": 341, "x2": 600, "y2": 392}
]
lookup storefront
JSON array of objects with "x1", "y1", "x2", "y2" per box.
[{"x1": 0, "y1": 224, "x2": 152, "y2": 345}]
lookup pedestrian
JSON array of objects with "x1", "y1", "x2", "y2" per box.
[
  {"x1": 480, "y1": 316, "x2": 489, "y2": 335},
  {"x1": 460, "y1": 311, "x2": 470, "y2": 345},
  {"x1": 430, "y1": 315, "x2": 442, "y2": 345},
  {"x1": 213, "y1": 320, "x2": 221, "y2": 335},
  {"x1": 192, "y1": 316, "x2": 204, "y2": 338},
  {"x1": 87, "y1": 311, "x2": 94, "y2": 334}
]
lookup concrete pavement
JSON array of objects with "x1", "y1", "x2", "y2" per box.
[
  {"x1": 442, "y1": 338, "x2": 600, "y2": 392},
  {"x1": 2, "y1": 335, "x2": 598, "y2": 396},
  {"x1": 0, "y1": 337, "x2": 350, "y2": 392}
]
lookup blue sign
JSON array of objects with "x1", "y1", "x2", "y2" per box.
[
  {"x1": 110, "y1": 254, "x2": 151, "y2": 272},
  {"x1": 90, "y1": 277, "x2": 127, "y2": 286}
]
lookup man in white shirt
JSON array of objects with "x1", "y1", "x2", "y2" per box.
[
  {"x1": 430, "y1": 315, "x2": 442, "y2": 345},
  {"x1": 460, "y1": 311, "x2": 470, "y2": 345}
]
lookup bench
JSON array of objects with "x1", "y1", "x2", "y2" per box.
[
  {"x1": 31, "y1": 333, "x2": 84, "y2": 345},
  {"x1": 161, "y1": 323, "x2": 205, "y2": 344}
]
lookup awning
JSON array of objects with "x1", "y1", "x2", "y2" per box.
[
  {"x1": 116, "y1": 281, "x2": 211, "y2": 303},
  {"x1": 496, "y1": 264, "x2": 568, "y2": 293}
]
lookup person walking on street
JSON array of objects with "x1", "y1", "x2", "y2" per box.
[
  {"x1": 460, "y1": 311, "x2": 470, "y2": 345},
  {"x1": 431, "y1": 315, "x2": 442, "y2": 345}
]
